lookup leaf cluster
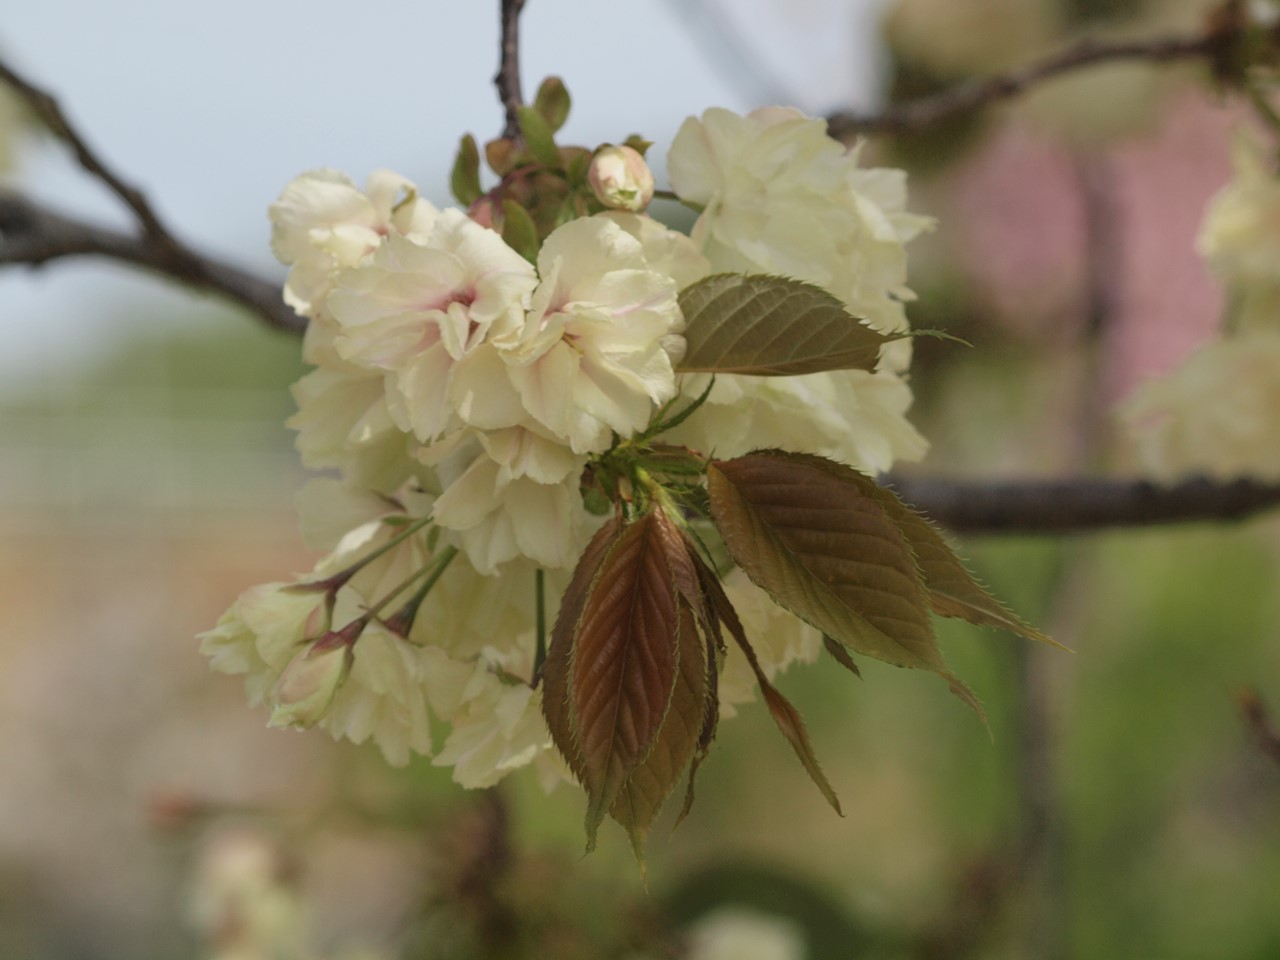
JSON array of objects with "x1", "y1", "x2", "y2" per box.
[
  {"x1": 544, "y1": 455, "x2": 1052, "y2": 869},
  {"x1": 530, "y1": 265, "x2": 1056, "y2": 867}
]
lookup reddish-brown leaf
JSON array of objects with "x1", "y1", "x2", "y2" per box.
[
  {"x1": 610, "y1": 598, "x2": 710, "y2": 868},
  {"x1": 541, "y1": 515, "x2": 622, "y2": 781},
  {"x1": 571, "y1": 511, "x2": 682, "y2": 848},
  {"x1": 699, "y1": 561, "x2": 842, "y2": 815}
]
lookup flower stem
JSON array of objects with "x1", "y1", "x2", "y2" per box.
[
  {"x1": 533, "y1": 568, "x2": 547, "y2": 683},
  {"x1": 380, "y1": 547, "x2": 460, "y2": 638}
]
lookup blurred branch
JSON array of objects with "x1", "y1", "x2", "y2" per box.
[
  {"x1": 1237, "y1": 688, "x2": 1280, "y2": 767},
  {"x1": 0, "y1": 190, "x2": 303, "y2": 333},
  {"x1": 0, "y1": 56, "x2": 303, "y2": 333},
  {"x1": 0, "y1": 59, "x2": 183, "y2": 253},
  {"x1": 495, "y1": 0, "x2": 528, "y2": 140},
  {"x1": 885, "y1": 475, "x2": 1280, "y2": 534},
  {"x1": 827, "y1": 21, "x2": 1241, "y2": 140}
]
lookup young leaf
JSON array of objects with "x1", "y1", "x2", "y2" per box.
[
  {"x1": 571, "y1": 511, "x2": 682, "y2": 848},
  {"x1": 609, "y1": 598, "x2": 709, "y2": 868},
  {"x1": 542, "y1": 516, "x2": 622, "y2": 781},
  {"x1": 707, "y1": 451, "x2": 942, "y2": 672},
  {"x1": 449, "y1": 133, "x2": 483, "y2": 206},
  {"x1": 698, "y1": 564, "x2": 842, "y2": 814},
  {"x1": 533, "y1": 76, "x2": 571, "y2": 133},
  {"x1": 501, "y1": 199, "x2": 539, "y2": 264},
  {"x1": 676, "y1": 625, "x2": 721, "y2": 827},
  {"x1": 486, "y1": 137, "x2": 520, "y2": 176},
  {"x1": 784, "y1": 453, "x2": 1059, "y2": 648},
  {"x1": 517, "y1": 104, "x2": 561, "y2": 167},
  {"x1": 709, "y1": 450, "x2": 987, "y2": 718},
  {"x1": 676, "y1": 274, "x2": 896, "y2": 376},
  {"x1": 823, "y1": 635, "x2": 862, "y2": 678}
]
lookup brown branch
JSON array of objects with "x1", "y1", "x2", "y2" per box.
[
  {"x1": 495, "y1": 0, "x2": 528, "y2": 140},
  {"x1": 884, "y1": 474, "x2": 1280, "y2": 535},
  {"x1": 0, "y1": 58, "x2": 190, "y2": 260},
  {"x1": 826, "y1": 25, "x2": 1239, "y2": 140},
  {"x1": 0, "y1": 55, "x2": 301, "y2": 332},
  {"x1": 0, "y1": 190, "x2": 303, "y2": 333}
]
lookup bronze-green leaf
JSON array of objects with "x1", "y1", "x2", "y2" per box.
[
  {"x1": 823, "y1": 635, "x2": 862, "y2": 678},
  {"x1": 676, "y1": 274, "x2": 897, "y2": 376},
  {"x1": 708, "y1": 451, "x2": 942, "y2": 671},
  {"x1": 533, "y1": 76, "x2": 571, "y2": 133},
  {"x1": 571, "y1": 512, "x2": 681, "y2": 848},
  {"x1": 542, "y1": 516, "x2": 622, "y2": 781},
  {"x1": 449, "y1": 133, "x2": 483, "y2": 206},
  {"x1": 784, "y1": 453, "x2": 1059, "y2": 648}
]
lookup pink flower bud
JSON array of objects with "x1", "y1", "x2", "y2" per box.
[
  {"x1": 267, "y1": 637, "x2": 353, "y2": 729},
  {"x1": 588, "y1": 145, "x2": 655, "y2": 212}
]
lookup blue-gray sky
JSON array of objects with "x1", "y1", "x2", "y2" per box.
[{"x1": 1, "y1": 0, "x2": 888, "y2": 386}]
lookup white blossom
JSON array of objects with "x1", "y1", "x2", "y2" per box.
[
  {"x1": 683, "y1": 908, "x2": 807, "y2": 960},
  {"x1": 497, "y1": 216, "x2": 686, "y2": 454},
  {"x1": 1119, "y1": 331, "x2": 1280, "y2": 483},
  {"x1": 327, "y1": 210, "x2": 538, "y2": 442},
  {"x1": 188, "y1": 829, "x2": 307, "y2": 960},
  {"x1": 665, "y1": 369, "x2": 927, "y2": 475},
  {"x1": 667, "y1": 106, "x2": 932, "y2": 340},
  {"x1": 198, "y1": 583, "x2": 328, "y2": 708},
  {"x1": 288, "y1": 364, "x2": 420, "y2": 495},
  {"x1": 424, "y1": 644, "x2": 554, "y2": 788},
  {"x1": 319, "y1": 621, "x2": 435, "y2": 767},
  {"x1": 429, "y1": 428, "x2": 590, "y2": 573},
  {"x1": 270, "y1": 169, "x2": 437, "y2": 317},
  {"x1": 1198, "y1": 133, "x2": 1280, "y2": 331}
]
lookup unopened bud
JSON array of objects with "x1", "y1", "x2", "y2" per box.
[
  {"x1": 588, "y1": 145, "x2": 654, "y2": 212},
  {"x1": 268, "y1": 637, "x2": 353, "y2": 729},
  {"x1": 468, "y1": 196, "x2": 497, "y2": 230}
]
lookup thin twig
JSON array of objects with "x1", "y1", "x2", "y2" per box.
[
  {"x1": 884, "y1": 474, "x2": 1280, "y2": 534},
  {"x1": 0, "y1": 59, "x2": 188, "y2": 260},
  {"x1": 0, "y1": 191, "x2": 303, "y2": 333},
  {"x1": 827, "y1": 27, "x2": 1237, "y2": 140},
  {"x1": 495, "y1": 0, "x2": 528, "y2": 140}
]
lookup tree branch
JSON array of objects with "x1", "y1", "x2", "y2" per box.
[
  {"x1": 495, "y1": 0, "x2": 528, "y2": 140},
  {"x1": 0, "y1": 55, "x2": 302, "y2": 333},
  {"x1": 826, "y1": 23, "x2": 1240, "y2": 140},
  {"x1": 885, "y1": 474, "x2": 1280, "y2": 535},
  {"x1": 0, "y1": 190, "x2": 303, "y2": 333},
  {"x1": 0, "y1": 59, "x2": 190, "y2": 260}
]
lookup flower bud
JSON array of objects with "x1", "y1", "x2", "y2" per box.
[
  {"x1": 267, "y1": 637, "x2": 353, "y2": 729},
  {"x1": 588, "y1": 145, "x2": 654, "y2": 212}
]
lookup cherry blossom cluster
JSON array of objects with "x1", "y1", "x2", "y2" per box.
[
  {"x1": 200, "y1": 105, "x2": 932, "y2": 786},
  {"x1": 1122, "y1": 133, "x2": 1280, "y2": 482}
]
